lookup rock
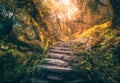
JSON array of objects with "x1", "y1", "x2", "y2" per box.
[
  {"x1": 48, "y1": 53, "x2": 65, "y2": 59},
  {"x1": 67, "y1": 79, "x2": 85, "y2": 83},
  {"x1": 31, "y1": 78, "x2": 50, "y2": 83},
  {"x1": 43, "y1": 58, "x2": 69, "y2": 67},
  {"x1": 63, "y1": 56, "x2": 79, "y2": 63},
  {"x1": 37, "y1": 65, "x2": 72, "y2": 73},
  {"x1": 58, "y1": 44, "x2": 70, "y2": 47},
  {"x1": 47, "y1": 74, "x2": 63, "y2": 81},
  {"x1": 51, "y1": 46, "x2": 72, "y2": 51},
  {"x1": 49, "y1": 49, "x2": 73, "y2": 55},
  {"x1": 35, "y1": 42, "x2": 81, "y2": 82}
]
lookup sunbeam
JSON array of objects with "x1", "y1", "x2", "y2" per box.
[{"x1": 50, "y1": 0, "x2": 78, "y2": 21}]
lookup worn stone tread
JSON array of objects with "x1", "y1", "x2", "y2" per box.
[
  {"x1": 48, "y1": 53, "x2": 64, "y2": 59},
  {"x1": 63, "y1": 56, "x2": 79, "y2": 62},
  {"x1": 51, "y1": 46, "x2": 72, "y2": 50},
  {"x1": 31, "y1": 78, "x2": 50, "y2": 83},
  {"x1": 58, "y1": 44, "x2": 70, "y2": 47},
  {"x1": 48, "y1": 53, "x2": 72, "y2": 59},
  {"x1": 47, "y1": 75, "x2": 63, "y2": 81},
  {"x1": 33, "y1": 41, "x2": 81, "y2": 83},
  {"x1": 37, "y1": 65, "x2": 72, "y2": 72},
  {"x1": 49, "y1": 49, "x2": 73, "y2": 54},
  {"x1": 43, "y1": 58, "x2": 69, "y2": 67},
  {"x1": 67, "y1": 79, "x2": 85, "y2": 83}
]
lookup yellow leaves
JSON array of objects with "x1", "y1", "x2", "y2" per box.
[
  {"x1": 40, "y1": 11, "x2": 44, "y2": 18},
  {"x1": 30, "y1": 13, "x2": 56, "y2": 50},
  {"x1": 114, "y1": 37, "x2": 120, "y2": 42},
  {"x1": 18, "y1": 35, "x2": 25, "y2": 41},
  {"x1": 26, "y1": 16, "x2": 31, "y2": 25},
  {"x1": 73, "y1": 21, "x2": 112, "y2": 42},
  {"x1": 79, "y1": 60, "x2": 87, "y2": 65},
  {"x1": 31, "y1": 18, "x2": 44, "y2": 42},
  {"x1": 39, "y1": 31, "x2": 44, "y2": 43},
  {"x1": 33, "y1": 0, "x2": 39, "y2": 4},
  {"x1": 80, "y1": 21, "x2": 112, "y2": 37},
  {"x1": 79, "y1": 60, "x2": 92, "y2": 71},
  {"x1": 60, "y1": 36, "x2": 69, "y2": 41},
  {"x1": 86, "y1": 67, "x2": 91, "y2": 70},
  {"x1": 102, "y1": 21, "x2": 112, "y2": 29}
]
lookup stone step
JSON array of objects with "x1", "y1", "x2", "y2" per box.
[
  {"x1": 51, "y1": 46, "x2": 72, "y2": 51},
  {"x1": 43, "y1": 58, "x2": 69, "y2": 67},
  {"x1": 63, "y1": 56, "x2": 79, "y2": 63},
  {"x1": 58, "y1": 44, "x2": 70, "y2": 47},
  {"x1": 57, "y1": 41, "x2": 64, "y2": 44},
  {"x1": 48, "y1": 53, "x2": 79, "y2": 62},
  {"x1": 37, "y1": 65, "x2": 72, "y2": 73},
  {"x1": 31, "y1": 78, "x2": 50, "y2": 83},
  {"x1": 57, "y1": 42, "x2": 70, "y2": 47},
  {"x1": 47, "y1": 74, "x2": 63, "y2": 81},
  {"x1": 67, "y1": 79, "x2": 85, "y2": 83},
  {"x1": 49, "y1": 49, "x2": 73, "y2": 55},
  {"x1": 48, "y1": 53, "x2": 68, "y2": 59}
]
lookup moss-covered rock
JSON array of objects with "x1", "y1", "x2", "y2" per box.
[{"x1": 72, "y1": 23, "x2": 120, "y2": 83}]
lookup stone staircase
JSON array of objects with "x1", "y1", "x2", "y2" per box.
[{"x1": 31, "y1": 41, "x2": 84, "y2": 83}]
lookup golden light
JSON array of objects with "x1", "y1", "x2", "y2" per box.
[
  {"x1": 50, "y1": 0, "x2": 79, "y2": 21},
  {"x1": 41, "y1": 0, "x2": 113, "y2": 41}
]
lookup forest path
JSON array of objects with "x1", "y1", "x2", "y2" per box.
[{"x1": 31, "y1": 41, "x2": 84, "y2": 83}]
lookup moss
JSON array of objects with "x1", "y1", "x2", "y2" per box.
[
  {"x1": 0, "y1": 46, "x2": 44, "y2": 83},
  {"x1": 74, "y1": 24, "x2": 120, "y2": 82}
]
